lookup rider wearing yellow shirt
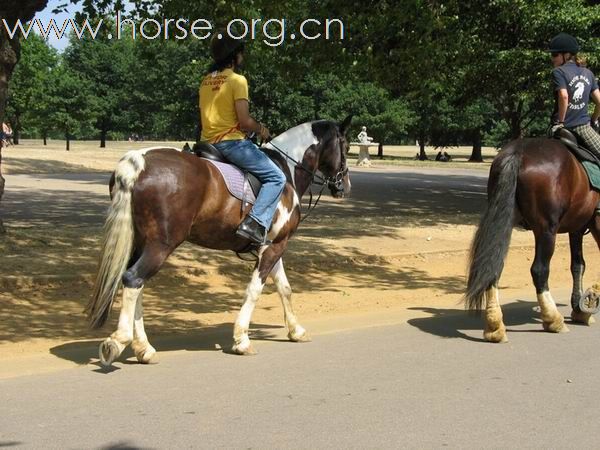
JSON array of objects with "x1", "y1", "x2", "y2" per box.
[{"x1": 199, "y1": 33, "x2": 286, "y2": 245}]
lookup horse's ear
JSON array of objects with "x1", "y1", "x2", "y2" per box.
[{"x1": 339, "y1": 115, "x2": 353, "y2": 136}]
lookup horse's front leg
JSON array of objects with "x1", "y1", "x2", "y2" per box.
[
  {"x1": 270, "y1": 258, "x2": 310, "y2": 343},
  {"x1": 232, "y1": 243, "x2": 286, "y2": 355}
]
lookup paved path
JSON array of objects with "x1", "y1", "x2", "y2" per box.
[{"x1": 1, "y1": 298, "x2": 599, "y2": 448}]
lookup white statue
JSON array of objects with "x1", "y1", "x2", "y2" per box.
[{"x1": 357, "y1": 126, "x2": 373, "y2": 144}]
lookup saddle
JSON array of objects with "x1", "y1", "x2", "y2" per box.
[
  {"x1": 554, "y1": 129, "x2": 600, "y2": 203},
  {"x1": 554, "y1": 128, "x2": 600, "y2": 166},
  {"x1": 186, "y1": 142, "x2": 262, "y2": 201}
]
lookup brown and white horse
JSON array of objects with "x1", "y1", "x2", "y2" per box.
[{"x1": 87, "y1": 116, "x2": 352, "y2": 366}]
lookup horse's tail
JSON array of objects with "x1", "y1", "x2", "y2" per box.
[
  {"x1": 86, "y1": 151, "x2": 147, "y2": 329},
  {"x1": 465, "y1": 144, "x2": 523, "y2": 311}
]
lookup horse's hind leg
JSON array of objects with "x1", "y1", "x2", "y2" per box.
[
  {"x1": 484, "y1": 285, "x2": 507, "y2": 343},
  {"x1": 99, "y1": 286, "x2": 142, "y2": 367},
  {"x1": 569, "y1": 232, "x2": 595, "y2": 325},
  {"x1": 531, "y1": 229, "x2": 569, "y2": 333},
  {"x1": 131, "y1": 289, "x2": 158, "y2": 364},
  {"x1": 99, "y1": 244, "x2": 172, "y2": 366},
  {"x1": 270, "y1": 258, "x2": 310, "y2": 343}
]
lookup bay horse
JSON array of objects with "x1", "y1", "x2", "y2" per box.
[
  {"x1": 86, "y1": 116, "x2": 352, "y2": 366},
  {"x1": 465, "y1": 137, "x2": 600, "y2": 342}
]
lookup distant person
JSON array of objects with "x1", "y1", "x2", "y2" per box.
[
  {"x1": 435, "y1": 150, "x2": 451, "y2": 162},
  {"x1": 1, "y1": 122, "x2": 12, "y2": 146}
]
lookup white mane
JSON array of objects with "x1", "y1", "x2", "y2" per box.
[{"x1": 263, "y1": 122, "x2": 319, "y2": 187}]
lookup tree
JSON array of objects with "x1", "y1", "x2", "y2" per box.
[
  {"x1": 453, "y1": 0, "x2": 600, "y2": 142},
  {"x1": 50, "y1": 59, "x2": 95, "y2": 150},
  {"x1": 6, "y1": 33, "x2": 57, "y2": 145},
  {"x1": 0, "y1": 0, "x2": 49, "y2": 232}
]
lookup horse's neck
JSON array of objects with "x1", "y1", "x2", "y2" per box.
[{"x1": 264, "y1": 122, "x2": 318, "y2": 190}]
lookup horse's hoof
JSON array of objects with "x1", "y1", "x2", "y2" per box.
[
  {"x1": 543, "y1": 320, "x2": 569, "y2": 333},
  {"x1": 99, "y1": 340, "x2": 121, "y2": 367},
  {"x1": 571, "y1": 310, "x2": 595, "y2": 326},
  {"x1": 288, "y1": 331, "x2": 311, "y2": 343},
  {"x1": 484, "y1": 328, "x2": 508, "y2": 343},
  {"x1": 580, "y1": 289, "x2": 600, "y2": 314},
  {"x1": 136, "y1": 347, "x2": 158, "y2": 364},
  {"x1": 231, "y1": 342, "x2": 258, "y2": 356}
]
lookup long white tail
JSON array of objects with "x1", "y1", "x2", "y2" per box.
[{"x1": 86, "y1": 150, "x2": 147, "y2": 329}]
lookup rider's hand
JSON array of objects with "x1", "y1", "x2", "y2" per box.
[
  {"x1": 551, "y1": 122, "x2": 565, "y2": 135},
  {"x1": 259, "y1": 124, "x2": 271, "y2": 142},
  {"x1": 592, "y1": 120, "x2": 600, "y2": 133}
]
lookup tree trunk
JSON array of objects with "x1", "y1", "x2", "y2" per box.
[
  {"x1": 100, "y1": 128, "x2": 107, "y2": 148},
  {"x1": 418, "y1": 128, "x2": 428, "y2": 160},
  {"x1": 12, "y1": 126, "x2": 19, "y2": 145},
  {"x1": 377, "y1": 143, "x2": 383, "y2": 159},
  {"x1": 43, "y1": 131, "x2": 47, "y2": 145},
  {"x1": 65, "y1": 131, "x2": 70, "y2": 151},
  {"x1": 468, "y1": 128, "x2": 483, "y2": 162}
]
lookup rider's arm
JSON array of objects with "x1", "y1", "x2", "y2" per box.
[
  {"x1": 591, "y1": 89, "x2": 600, "y2": 123},
  {"x1": 556, "y1": 88, "x2": 569, "y2": 124},
  {"x1": 235, "y1": 99, "x2": 269, "y2": 139}
]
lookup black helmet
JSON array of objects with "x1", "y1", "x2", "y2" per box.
[
  {"x1": 210, "y1": 31, "x2": 245, "y2": 64},
  {"x1": 548, "y1": 33, "x2": 579, "y2": 53}
]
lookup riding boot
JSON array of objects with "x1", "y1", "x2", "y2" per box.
[{"x1": 236, "y1": 215, "x2": 269, "y2": 245}]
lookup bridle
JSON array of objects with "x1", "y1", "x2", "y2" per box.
[{"x1": 266, "y1": 137, "x2": 348, "y2": 222}]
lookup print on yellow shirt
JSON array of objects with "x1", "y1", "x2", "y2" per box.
[{"x1": 199, "y1": 68, "x2": 249, "y2": 143}]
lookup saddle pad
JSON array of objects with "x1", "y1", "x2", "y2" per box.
[
  {"x1": 203, "y1": 158, "x2": 256, "y2": 204},
  {"x1": 581, "y1": 161, "x2": 600, "y2": 191}
]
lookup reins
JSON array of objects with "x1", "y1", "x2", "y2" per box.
[{"x1": 265, "y1": 140, "x2": 347, "y2": 223}]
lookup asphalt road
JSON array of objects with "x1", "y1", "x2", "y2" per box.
[{"x1": 1, "y1": 299, "x2": 599, "y2": 449}]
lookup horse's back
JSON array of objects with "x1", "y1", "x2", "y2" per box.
[
  {"x1": 503, "y1": 138, "x2": 596, "y2": 231},
  {"x1": 124, "y1": 148, "x2": 244, "y2": 245}
]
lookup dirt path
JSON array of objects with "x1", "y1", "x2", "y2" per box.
[{"x1": 1, "y1": 144, "x2": 599, "y2": 378}]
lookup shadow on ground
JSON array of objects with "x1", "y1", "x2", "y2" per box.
[
  {"x1": 1, "y1": 167, "x2": 484, "y2": 349},
  {"x1": 407, "y1": 299, "x2": 577, "y2": 341},
  {"x1": 50, "y1": 322, "x2": 285, "y2": 365}
]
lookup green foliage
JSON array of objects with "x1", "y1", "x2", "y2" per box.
[
  {"x1": 7, "y1": 0, "x2": 600, "y2": 150},
  {"x1": 6, "y1": 33, "x2": 57, "y2": 139}
]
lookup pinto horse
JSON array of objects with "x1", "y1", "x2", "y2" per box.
[
  {"x1": 87, "y1": 116, "x2": 352, "y2": 366},
  {"x1": 465, "y1": 137, "x2": 600, "y2": 342}
]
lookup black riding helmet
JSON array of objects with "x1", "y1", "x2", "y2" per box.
[
  {"x1": 548, "y1": 33, "x2": 579, "y2": 54},
  {"x1": 210, "y1": 31, "x2": 246, "y2": 64}
]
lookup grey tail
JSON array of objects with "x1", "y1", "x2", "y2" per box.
[{"x1": 464, "y1": 145, "x2": 523, "y2": 310}]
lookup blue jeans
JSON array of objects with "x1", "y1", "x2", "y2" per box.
[{"x1": 214, "y1": 139, "x2": 287, "y2": 229}]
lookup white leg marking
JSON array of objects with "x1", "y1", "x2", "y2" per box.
[
  {"x1": 537, "y1": 290, "x2": 568, "y2": 333},
  {"x1": 484, "y1": 286, "x2": 507, "y2": 343},
  {"x1": 131, "y1": 290, "x2": 157, "y2": 364},
  {"x1": 270, "y1": 259, "x2": 308, "y2": 342},
  {"x1": 99, "y1": 287, "x2": 141, "y2": 366},
  {"x1": 232, "y1": 269, "x2": 265, "y2": 354}
]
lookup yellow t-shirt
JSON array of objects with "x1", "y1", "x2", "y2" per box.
[{"x1": 199, "y1": 68, "x2": 249, "y2": 143}]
